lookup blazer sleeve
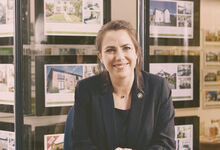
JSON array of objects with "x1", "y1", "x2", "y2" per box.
[
  {"x1": 147, "y1": 78, "x2": 176, "y2": 150},
  {"x1": 72, "y1": 82, "x2": 97, "y2": 150}
]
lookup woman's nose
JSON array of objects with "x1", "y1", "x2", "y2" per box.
[{"x1": 115, "y1": 48, "x2": 125, "y2": 60}]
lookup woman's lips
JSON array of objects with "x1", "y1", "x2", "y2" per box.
[{"x1": 113, "y1": 63, "x2": 129, "y2": 69}]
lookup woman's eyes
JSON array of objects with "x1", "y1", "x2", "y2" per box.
[
  {"x1": 105, "y1": 48, "x2": 114, "y2": 53},
  {"x1": 105, "y1": 46, "x2": 132, "y2": 53},
  {"x1": 123, "y1": 46, "x2": 131, "y2": 50}
]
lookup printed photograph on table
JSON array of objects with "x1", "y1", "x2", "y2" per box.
[
  {"x1": 35, "y1": 55, "x2": 97, "y2": 116},
  {"x1": 44, "y1": 64, "x2": 98, "y2": 107},
  {"x1": 174, "y1": 116, "x2": 199, "y2": 150},
  {"x1": 44, "y1": 133, "x2": 64, "y2": 150},
  {"x1": 204, "y1": 89, "x2": 220, "y2": 108},
  {"x1": 149, "y1": 55, "x2": 200, "y2": 108},
  {"x1": 204, "y1": 50, "x2": 220, "y2": 66},
  {"x1": 203, "y1": 69, "x2": 220, "y2": 85},
  {"x1": 35, "y1": 123, "x2": 65, "y2": 150},
  {"x1": 147, "y1": 0, "x2": 200, "y2": 46},
  {"x1": 0, "y1": 122, "x2": 31, "y2": 150}
]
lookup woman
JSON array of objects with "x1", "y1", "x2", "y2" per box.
[{"x1": 72, "y1": 20, "x2": 176, "y2": 150}]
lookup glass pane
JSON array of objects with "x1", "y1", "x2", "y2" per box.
[
  {"x1": 0, "y1": 0, "x2": 15, "y2": 148},
  {"x1": 148, "y1": 0, "x2": 220, "y2": 149},
  {"x1": 1, "y1": 0, "x2": 218, "y2": 149}
]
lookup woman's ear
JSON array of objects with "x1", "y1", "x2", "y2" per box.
[{"x1": 97, "y1": 51, "x2": 102, "y2": 63}]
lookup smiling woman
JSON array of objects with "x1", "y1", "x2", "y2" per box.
[{"x1": 71, "y1": 20, "x2": 176, "y2": 150}]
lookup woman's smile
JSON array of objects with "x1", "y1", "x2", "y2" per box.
[{"x1": 113, "y1": 62, "x2": 129, "y2": 70}]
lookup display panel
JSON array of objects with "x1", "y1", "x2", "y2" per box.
[
  {"x1": 44, "y1": 64, "x2": 98, "y2": 107},
  {"x1": 149, "y1": 55, "x2": 200, "y2": 108},
  {"x1": 0, "y1": 0, "x2": 30, "y2": 45},
  {"x1": 0, "y1": 122, "x2": 31, "y2": 150},
  {"x1": 0, "y1": 0, "x2": 14, "y2": 37},
  {"x1": 44, "y1": 133, "x2": 64, "y2": 150},
  {"x1": 35, "y1": 123, "x2": 65, "y2": 150},
  {"x1": 203, "y1": 69, "x2": 220, "y2": 86},
  {"x1": 204, "y1": 50, "x2": 220, "y2": 66},
  {"x1": 150, "y1": 63, "x2": 193, "y2": 101},
  {"x1": 35, "y1": 0, "x2": 111, "y2": 44},
  {"x1": 204, "y1": 30, "x2": 220, "y2": 46},
  {"x1": 44, "y1": 0, "x2": 103, "y2": 36},
  {"x1": 174, "y1": 116, "x2": 199, "y2": 150},
  {"x1": 148, "y1": 0, "x2": 200, "y2": 46},
  {"x1": 203, "y1": 89, "x2": 220, "y2": 108},
  {"x1": 0, "y1": 55, "x2": 31, "y2": 114},
  {"x1": 35, "y1": 55, "x2": 98, "y2": 115}
]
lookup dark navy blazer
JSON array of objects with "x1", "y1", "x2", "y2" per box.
[
  {"x1": 64, "y1": 106, "x2": 74, "y2": 150},
  {"x1": 72, "y1": 71, "x2": 176, "y2": 150}
]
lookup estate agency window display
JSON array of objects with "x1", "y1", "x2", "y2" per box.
[
  {"x1": 145, "y1": 0, "x2": 200, "y2": 106},
  {"x1": 27, "y1": 0, "x2": 110, "y2": 148},
  {"x1": 202, "y1": 46, "x2": 220, "y2": 108},
  {"x1": 142, "y1": 0, "x2": 201, "y2": 149},
  {"x1": 1, "y1": 0, "x2": 111, "y2": 149}
]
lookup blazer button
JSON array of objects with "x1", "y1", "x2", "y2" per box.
[{"x1": 137, "y1": 92, "x2": 143, "y2": 99}]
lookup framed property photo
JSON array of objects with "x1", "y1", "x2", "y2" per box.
[
  {"x1": 0, "y1": 55, "x2": 31, "y2": 114},
  {"x1": 204, "y1": 50, "x2": 220, "y2": 66},
  {"x1": 204, "y1": 30, "x2": 220, "y2": 45},
  {"x1": 174, "y1": 116, "x2": 199, "y2": 150},
  {"x1": 44, "y1": 64, "x2": 98, "y2": 107},
  {"x1": 35, "y1": 55, "x2": 98, "y2": 116},
  {"x1": 35, "y1": 123, "x2": 65, "y2": 150},
  {"x1": 35, "y1": 0, "x2": 111, "y2": 44},
  {"x1": 0, "y1": 0, "x2": 30, "y2": 45},
  {"x1": 203, "y1": 89, "x2": 220, "y2": 108},
  {"x1": 203, "y1": 69, "x2": 220, "y2": 86},
  {"x1": 0, "y1": 122, "x2": 32, "y2": 150},
  {"x1": 149, "y1": 55, "x2": 200, "y2": 108},
  {"x1": 148, "y1": 0, "x2": 200, "y2": 46}
]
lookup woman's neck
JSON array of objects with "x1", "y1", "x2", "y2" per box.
[{"x1": 110, "y1": 74, "x2": 134, "y2": 96}]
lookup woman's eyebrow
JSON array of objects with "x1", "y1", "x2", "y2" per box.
[
  {"x1": 103, "y1": 45, "x2": 115, "y2": 50},
  {"x1": 120, "y1": 43, "x2": 132, "y2": 47}
]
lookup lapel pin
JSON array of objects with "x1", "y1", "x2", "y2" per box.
[{"x1": 137, "y1": 92, "x2": 143, "y2": 99}]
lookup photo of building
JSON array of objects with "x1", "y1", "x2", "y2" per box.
[
  {"x1": 150, "y1": 0, "x2": 177, "y2": 26},
  {"x1": 45, "y1": 0, "x2": 83, "y2": 23}
]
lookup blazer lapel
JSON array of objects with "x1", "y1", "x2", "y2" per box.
[
  {"x1": 100, "y1": 76, "x2": 117, "y2": 150},
  {"x1": 126, "y1": 88, "x2": 145, "y2": 147},
  {"x1": 126, "y1": 72, "x2": 148, "y2": 148}
]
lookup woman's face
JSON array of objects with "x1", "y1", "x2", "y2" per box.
[{"x1": 98, "y1": 30, "x2": 137, "y2": 80}]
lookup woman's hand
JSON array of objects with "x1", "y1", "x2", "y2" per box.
[{"x1": 115, "y1": 148, "x2": 132, "y2": 150}]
